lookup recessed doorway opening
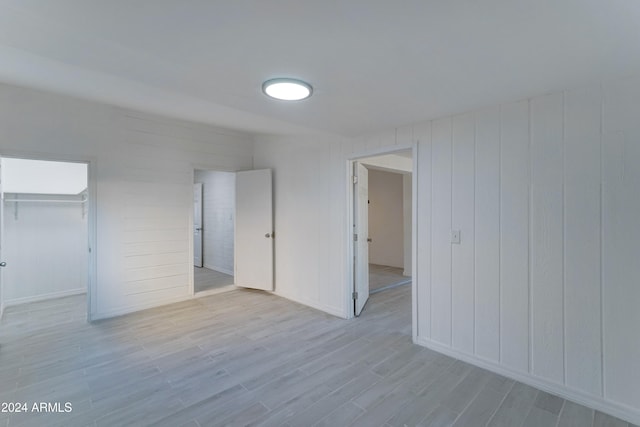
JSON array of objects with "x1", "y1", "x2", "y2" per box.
[
  {"x1": 192, "y1": 167, "x2": 275, "y2": 297},
  {"x1": 0, "y1": 156, "x2": 93, "y2": 323},
  {"x1": 193, "y1": 169, "x2": 236, "y2": 295},
  {"x1": 349, "y1": 147, "x2": 415, "y2": 318}
]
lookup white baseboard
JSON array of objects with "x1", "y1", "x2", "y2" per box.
[
  {"x1": 92, "y1": 285, "x2": 238, "y2": 321},
  {"x1": 414, "y1": 336, "x2": 640, "y2": 426},
  {"x1": 4, "y1": 288, "x2": 86, "y2": 307},
  {"x1": 91, "y1": 292, "x2": 194, "y2": 321}
]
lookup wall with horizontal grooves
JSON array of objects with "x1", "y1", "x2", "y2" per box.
[{"x1": 0, "y1": 83, "x2": 253, "y2": 319}]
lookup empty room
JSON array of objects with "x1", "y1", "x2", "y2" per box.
[{"x1": 0, "y1": 2, "x2": 639, "y2": 426}]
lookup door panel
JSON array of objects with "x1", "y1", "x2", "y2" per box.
[
  {"x1": 235, "y1": 169, "x2": 273, "y2": 291},
  {"x1": 193, "y1": 183, "x2": 203, "y2": 268},
  {"x1": 354, "y1": 163, "x2": 370, "y2": 316}
]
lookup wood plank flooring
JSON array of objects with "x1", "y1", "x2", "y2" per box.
[
  {"x1": 0, "y1": 286, "x2": 636, "y2": 427},
  {"x1": 369, "y1": 264, "x2": 411, "y2": 293},
  {"x1": 194, "y1": 267, "x2": 234, "y2": 293}
]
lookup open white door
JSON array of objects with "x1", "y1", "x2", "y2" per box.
[
  {"x1": 354, "y1": 162, "x2": 369, "y2": 316},
  {"x1": 193, "y1": 183, "x2": 203, "y2": 268},
  {"x1": 235, "y1": 169, "x2": 273, "y2": 291}
]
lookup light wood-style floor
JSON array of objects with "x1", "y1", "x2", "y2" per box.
[
  {"x1": 369, "y1": 264, "x2": 411, "y2": 293},
  {"x1": 0, "y1": 287, "x2": 636, "y2": 427},
  {"x1": 194, "y1": 267, "x2": 234, "y2": 293}
]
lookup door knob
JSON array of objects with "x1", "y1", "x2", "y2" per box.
[
  {"x1": 265, "y1": 233, "x2": 271, "y2": 238},
  {"x1": 0, "y1": 262, "x2": 6, "y2": 267}
]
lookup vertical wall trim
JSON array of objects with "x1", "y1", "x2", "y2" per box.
[
  {"x1": 472, "y1": 113, "x2": 477, "y2": 355},
  {"x1": 599, "y1": 82, "x2": 606, "y2": 398},
  {"x1": 528, "y1": 99, "x2": 533, "y2": 374},
  {"x1": 449, "y1": 117, "x2": 454, "y2": 345},
  {"x1": 429, "y1": 126, "x2": 434, "y2": 340},
  {"x1": 429, "y1": 122, "x2": 434, "y2": 338},
  {"x1": 412, "y1": 138, "x2": 419, "y2": 340},
  {"x1": 498, "y1": 106, "x2": 503, "y2": 364},
  {"x1": 562, "y1": 90, "x2": 567, "y2": 386}
]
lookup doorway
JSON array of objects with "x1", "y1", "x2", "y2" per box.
[
  {"x1": 0, "y1": 156, "x2": 92, "y2": 321},
  {"x1": 192, "y1": 167, "x2": 275, "y2": 295},
  {"x1": 193, "y1": 169, "x2": 236, "y2": 294},
  {"x1": 367, "y1": 167, "x2": 412, "y2": 294},
  {"x1": 349, "y1": 148, "x2": 414, "y2": 317}
]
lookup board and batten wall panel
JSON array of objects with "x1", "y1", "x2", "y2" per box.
[
  {"x1": 530, "y1": 92, "x2": 565, "y2": 384},
  {"x1": 414, "y1": 121, "x2": 432, "y2": 340},
  {"x1": 473, "y1": 106, "x2": 501, "y2": 362},
  {"x1": 0, "y1": 83, "x2": 253, "y2": 319},
  {"x1": 498, "y1": 100, "x2": 530, "y2": 373},
  {"x1": 409, "y1": 79, "x2": 640, "y2": 423},
  {"x1": 430, "y1": 117, "x2": 453, "y2": 346},
  {"x1": 602, "y1": 76, "x2": 640, "y2": 411},
  {"x1": 451, "y1": 113, "x2": 475, "y2": 354},
  {"x1": 563, "y1": 85, "x2": 602, "y2": 396}
]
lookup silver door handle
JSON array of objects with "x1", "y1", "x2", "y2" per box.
[
  {"x1": 0, "y1": 262, "x2": 6, "y2": 267},
  {"x1": 265, "y1": 233, "x2": 271, "y2": 238},
  {"x1": 195, "y1": 228, "x2": 202, "y2": 231}
]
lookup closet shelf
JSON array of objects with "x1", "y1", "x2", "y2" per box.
[{"x1": 3, "y1": 198, "x2": 86, "y2": 204}]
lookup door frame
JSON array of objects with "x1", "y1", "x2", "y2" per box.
[
  {"x1": 0, "y1": 151, "x2": 97, "y2": 322},
  {"x1": 189, "y1": 165, "x2": 238, "y2": 296},
  {"x1": 193, "y1": 182, "x2": 204, "y2": 268},
  {"x1": 345, "y1": 143, "x2": 418, "y2": 336}
]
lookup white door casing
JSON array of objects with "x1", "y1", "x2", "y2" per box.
[
  {"x1": 354, "y1": 162, "x2": 370, "y2": 316},
  {"x1": 0, "y1": 159, "x2": 4, "y2": 317},
  {"x1": 235, "y1": 169, "x2": 274, "y2": 291},
  {"x1": 193, "y1": 182, "x2": 203, "y2": 268}
]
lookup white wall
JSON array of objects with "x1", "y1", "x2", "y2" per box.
[
  {"x1": 380, "y1": 78, "x2": 640, "y2": 424},
  {"x1": 253, "y1": 135, "x2": 348, "y2": 317},
  {"x1": 255, "y1": 76, "x2": 640, "y2": 424},
  {"x1": 368, "y1": 168, "x2": 404, "y2": 268},
  {"x1": 194, "y1": 170, "x2": 235, "y2": 275},
  {"x1": 0, "y1": 83, "x2": 253, "y2": 319},
  {"x1": 3, "y1": 193, "x2": 87, "y2": 304}
]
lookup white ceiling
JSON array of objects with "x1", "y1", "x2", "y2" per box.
[{"x1": 0, "y1": 1, "x2": 639, "y2": 137}]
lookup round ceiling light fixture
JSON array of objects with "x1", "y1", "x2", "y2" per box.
[{"x1": 262, "y1": 78, "x2": 313, "y2": 101}]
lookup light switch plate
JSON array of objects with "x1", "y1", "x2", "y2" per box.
[{"x1": 451, "y1": 229, "x2": 461, "y2": 244}]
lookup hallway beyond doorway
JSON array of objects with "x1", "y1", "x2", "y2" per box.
[
  {"x1": 369, "y1": 264, "x2": 411, "y2": 294},
  {"x1": 194, "y1": 267, "x2": 234, "y2": 293}
]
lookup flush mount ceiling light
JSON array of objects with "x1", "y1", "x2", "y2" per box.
[{"x1": 262, "y1": 78, "x2": 313, "y2": 101}]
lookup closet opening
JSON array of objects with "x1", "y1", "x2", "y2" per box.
[{"x1": 0, "y1": 157, "x2": 91, "y2": 322}]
